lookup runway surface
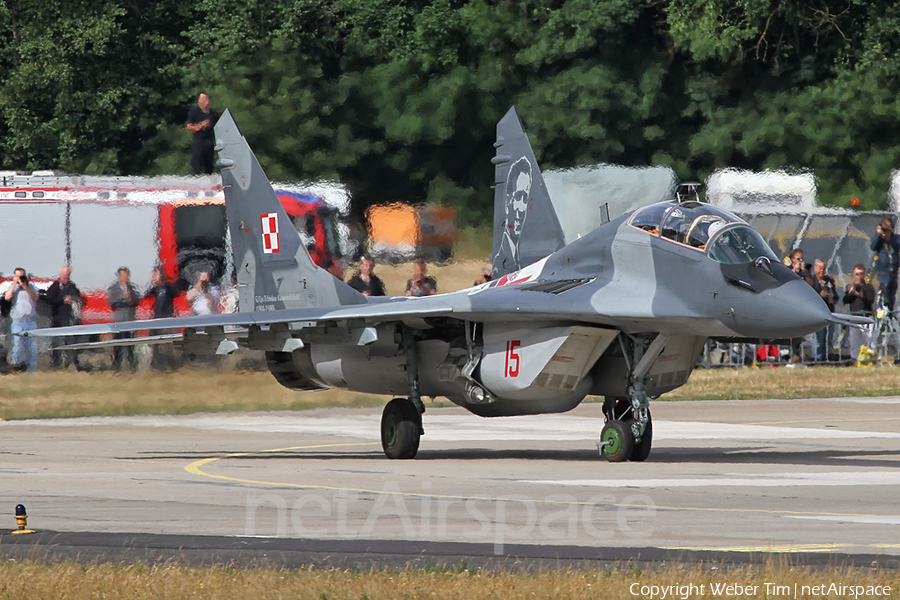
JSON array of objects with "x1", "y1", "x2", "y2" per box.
[{"x1": 3, "y1": 396, "x2": 900, "y2": 566}]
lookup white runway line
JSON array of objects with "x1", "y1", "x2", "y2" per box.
[
  {"x1": 785, "y1": 515, "x2": 900, "y2": 525},
  {"x1": 4, "y1": 413, "x2": 900, "y2": 442},
  {"x1": 521, "y1": 471, "x2": 900, "y2": 488},
  {"x1": 820, "y1": 397, "x2": 900, "y2": 404}
]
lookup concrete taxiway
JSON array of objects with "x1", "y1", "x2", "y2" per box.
[{"x1": 2, "y1": 397, "x2": 900, "y2": 564}]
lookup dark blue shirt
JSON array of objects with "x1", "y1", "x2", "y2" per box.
[
  {"x1": 871, "y1": 233, "x2": 900, "y2": 275},
  {"x1": 187, "y1": 106, "x2": 218, "y2": 144}
]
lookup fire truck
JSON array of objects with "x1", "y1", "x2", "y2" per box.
[{"x1": 0, "y1": 172, "x2": 353, "y2": 324}]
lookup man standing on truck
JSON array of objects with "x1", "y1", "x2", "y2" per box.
[
  {"x1": 186, "y1": 91, "x2": 219, "y2": 175},
  {"x1": 3, "y1": 268, "x2": 40, "y2": 372}
]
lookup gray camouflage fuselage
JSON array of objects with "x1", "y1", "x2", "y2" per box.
[{"x1": 26, "y1": 108, "x2": 843, "y2": 424}]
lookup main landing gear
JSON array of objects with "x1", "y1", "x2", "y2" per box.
[
  {"x1": 381, "y1": 398, "x2": 422, "y2": 459},
  {"x1": 380, "y1": 324, "x2": 426, "y2": 459}
]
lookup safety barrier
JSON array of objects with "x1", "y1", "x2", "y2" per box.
[{"x1": 699, "y1": 319, "x2": 900, "y2": 368}]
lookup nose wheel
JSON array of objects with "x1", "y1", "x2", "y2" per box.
[
  {"x1": 381, "y1": 398, "x2": 421, "y2": 459},
  {"x1": 600, "y1": 395, "x2": 653, "y2": 462},
  {"x1": 599, "y1": 420, "x2": 634, "y2": 462}
]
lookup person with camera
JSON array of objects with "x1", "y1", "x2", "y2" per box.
[
  {"x1": 811, "y1": 259, "x2": 838, "y2": 362},
  {"x1": 45, "y1": 266, "x2": 85, "y2": 370},
  {"x1": 186, "y1": 271, "x2": 220, "y2": 315},
  {"x1": 144, "y1": 266, "x2": 183, "y2": 371},
  {"x1": 843, "y1": 263, "x2": 876, "y2": 361},
  {"x1": 347, "y1": 256, "x2": 385, "y2": 297},
  {"x1": 871, "y1": 216, "x2": 900, "y2": 313},
  {"x1": 108, "y1": 266, "x2": 141, "y2": 371},
  {"x1": 787, "y1": 248, "x2": 814, "y2": 361},
  {"x1": 405, "y1": 258, "x2": 437, "y2": 297},
  {"x1": 788, "y1": 248, "x2": 814, "y2": 286},
  {"x1": 474, "y1": 265, "x2": 493, "y2": 286},
  {"x1": 4, "y1": 268, "x2": 40, "y2": 371}
]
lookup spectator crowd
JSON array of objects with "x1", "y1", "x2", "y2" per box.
[
  {"x1": 0, "y1": 264, "x2": 226, "y2": 373},
  {"x1": 0, "y1": 254, "x2": 451, "y2": 373},
  {"x1": 2, "y1": 214, "x2": 894, "y2": 374},
  {"x1": 745, "y1": 217, "x2": 896, "y2": 366}
]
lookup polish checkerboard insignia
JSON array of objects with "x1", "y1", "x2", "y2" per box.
[{"x1": 261, "y1": 213, "x2": 280, "y2": 254}]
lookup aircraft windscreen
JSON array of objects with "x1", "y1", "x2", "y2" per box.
[
  {"x1": 630, "y1": 201, "x2": 746, "y2": 249},
  {"x1": 660, "y1": 203, "x2": 738, "y2": 248},
  {"x1": 707, "y1": 225, "x2": 779, "y2": 265},
  {"x1": 629, "y1": 202, "x2": 669, "y2": 233}
]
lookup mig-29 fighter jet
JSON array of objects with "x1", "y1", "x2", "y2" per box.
[{"x1": 26, "y1": 107, "x2": 866, "y2": 463}]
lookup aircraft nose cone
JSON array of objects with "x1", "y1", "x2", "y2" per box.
[
  {"x1": 726, "y1": 278, "x2": 833, "y2": 339},
  {"x1": 760, "y1": 279, "x2": 833, "y2": 339}
]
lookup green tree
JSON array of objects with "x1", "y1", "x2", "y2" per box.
[{"x1": 0, "y1": 0, "x2": 192, "y2": 173}]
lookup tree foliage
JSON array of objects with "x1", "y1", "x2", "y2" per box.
[{"x1": 1, "y1": 0, "x2": 900, "y2": 219}]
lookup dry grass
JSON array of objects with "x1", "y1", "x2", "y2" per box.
[
  {"x1": 0, "y1": 365, "x2": 892, "y2": 421},
  {"x1": 364, "y1": 257, "x2": 489, "y2": 296},
  {"x1": 667, "y1": 365, "x2": 900, "y2": 401},
  {"x1": 0, "y1": 559, "x2": 896, "y2": 599},
  {"x1": 0, "y1": 370, "x2": 387, "y2": 420}
]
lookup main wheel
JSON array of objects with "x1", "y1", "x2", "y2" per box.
[
  {"x1": 628, "y1": 411, "x2": 653, "y2": 462},
  {"x1": 381, "y1": 398, "x2": 421, "y2": 459},
  {"x1": 600, "y1": 420, "x2": 634, "y2": 462}
]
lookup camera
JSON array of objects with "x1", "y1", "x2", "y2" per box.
[
  {"x1": 855, "y1": 283, "x2": 862, "y2": 292},
  {"x1": 18, "y1": 274, "x2": 27, "y2": 284}
]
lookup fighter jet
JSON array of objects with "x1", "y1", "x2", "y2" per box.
[{"x1": 25, "y1": 107, "x2": 867, "y2": 462}]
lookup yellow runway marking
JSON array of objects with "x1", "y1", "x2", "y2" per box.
[
  {"x1": 661, "y1": 543, "x2": 856, "y2": 553},
  {"x1": 184, "y1": 443, "x2": 900, "y2": 519},
  {"x1": 185, "y1": 443, "x2": 637, "y2": 506}
]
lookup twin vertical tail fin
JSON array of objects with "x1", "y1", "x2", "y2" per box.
[
  {"x1": 491, "y1": 107, "x2": 566, "y2": 278},
  {"x1": 214, "y1": 110, "x2": 364, "y2": 312}
]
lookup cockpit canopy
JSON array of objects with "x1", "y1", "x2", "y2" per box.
[{"x1": 629, "y1": 201, "x2": 778, "y2": 265}]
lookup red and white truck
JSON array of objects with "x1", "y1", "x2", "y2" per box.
[{"x1": 0, "y1": 172, "x2": 353, "y2": 323}]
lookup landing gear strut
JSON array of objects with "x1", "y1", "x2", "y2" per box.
[
  {"x1": 598, "y1": 334, "x2": 667, "y2": 462},
  {"x1": 380, "y1": 325, "x2": 426, "y2": 460}
]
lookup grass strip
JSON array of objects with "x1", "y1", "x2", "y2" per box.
[
  {"x1": 0, "y1": 559, "x2": 896, "y2": 599},
  {"x1": 0, "y1": 366, "x2": 894, "y2": 420}
]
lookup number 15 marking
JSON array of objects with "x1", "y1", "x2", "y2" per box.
[{"x1": 505, "y1": 340, "x2": 521, "y2": 377}]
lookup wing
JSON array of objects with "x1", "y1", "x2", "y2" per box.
[{"x1": 23, "y1": 276, "x2": 627, "y2": 351}]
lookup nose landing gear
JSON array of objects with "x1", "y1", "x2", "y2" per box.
[
  {"x1": 598, "y1": 333, "x2": 665, "y2": 462},
  {"x1": 599, "y1": 396, "x2": 652, "y2": 462}
]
